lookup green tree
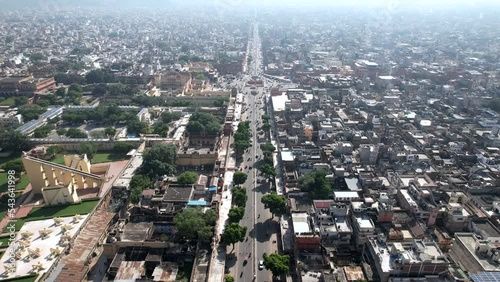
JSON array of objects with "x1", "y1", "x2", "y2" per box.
[
  {"x1": 56, "y1": 128, "x2": 68, "y2": 136},
  {"x1": 260, "y1": 164, "x2": 276, "y2": 178},
  {"x1": 204, "y1": 209, "x2": 218, "y2": 226},
  {"x1": 130, "y1": 174, "x2": 152, "y2": 191},
  {"x1": 104, "y1": 126, "x2": 117, "y2": 137},
  {"x1": 45, "y1": 145, "x2": 63, "y2": 158},
  {"x1": 126, "y1": 117, "x2": 147, "y2": 135},
  {"x1": 224, "y1": 274, "x2": 235, "y2": 282},
  {"x1": 261, "y1": 193, "x2": 287, "y2": 218},
  {"x1": 107, "y1": 83, "x2": 126, "y2": 95},
  {"x1": 152, "y1": 122, "x2": 169, "y2": 137},
  {"x1": 85, "y1": 69, "x2": 104, "y2": 84},
  {"x1": 161, "y1": 111, "x2": 182, "y2": 123},
  {"x1": 197, "y1": 226, "x2": 214, "y2": 243},
  {"x1": 17, "y1": 104, "x2": 46, "y2": 121},
  {"x1": 228, "y1": 206, "x2": 245, "y2": 223},
  {"x1": 79, "y1": 142, "x2": 97, "y2": 160},
  {"x1": 139, "y1": 143, "x2": 177, "y2": 179},
  {"x1": 14, "y1": 96, "x2": 28, "y2": 106},
  {"x1": 3, "y1": 160, "x2": 24, "y2": 176},
  {"x1": 55, "y1": 87, "x2": 66, "y2": 97},
  {"x1": 221, "y1": 223, "x2": 247, "y2": 252},
  {"x1": 262, "y1": 253, "x2": 290, "y2": 278},
  {"x1": 0, "y1": 129, "x2": 32, "y2": 154},
  {"x1": 66, "y1": 128, "x2": 88, "y2": 138},
  {"x1": 260, "y1": 143, "x2": 276, "y2": 153},
  {"x1": 92, "y1": 84, "x2": 107, "y2": 96},
  {"x1": 68, "y1": 83, "x2": 83, "y2": 93},
  {"x1": 262, "y1": 122, "x2": 271, "y2": 132},
  {"x1": 174, "y1": 207, "x2": 206, "y2": 240},
  {"x1": 186, "y1": 112, "x2": 221, "y2": 135},
  {"x1": 113, "y1": 142, "x2": 136, "y2": 153},
  {"x1": 233, "y1": 171, "x2": 248, "y2": 186},
  {"x1": 177, "y1": 171, "x2": 198, "y2": 185},
  {"x1": 33, "y1": 124, "x2": 54, "y2": 138},
  {"x1": 232, "y1": 187, "x2": 247, "y2": 207},
  {"x1": 298, "y1": 170, "x2": 333, "y2": 199},
  {"x1": 130, "y1": 187, "x2": 143, "y2": 205}
]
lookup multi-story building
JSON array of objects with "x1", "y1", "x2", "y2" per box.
[
  {"x1": 366, "y1": 236, "x2": 449, "y2": 281},
  {"x1": 0, "y1": 76, "x2": 56, "y2": 97}
]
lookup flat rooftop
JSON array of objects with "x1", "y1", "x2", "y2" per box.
[
  {"x1": 163, "y1": 185, "x2": 193, "y2": 202},
  {"x1": 291, "y1": 212, "x2": 311, "y2": 234},
  {"x1": 454, "y1": 233, "x2": 500, "y2": 271},
  {"x1": 472, "y1": 220, "x2": 500, "y2": 239},
  {"x1": 0, "y1": 215, "x2": 88, "y2": 279},
  {"x1": 122, "y1": 222, "x2": 154, "y2": 242}
]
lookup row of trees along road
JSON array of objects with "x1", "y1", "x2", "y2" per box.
[
  {"x1": 233, "y1": 121, "x2": 251, "y2": 159},
  {"x1": 221, "y1": 172, "x2": 248, "y2": 251},
  {"x1": 258, "y1": 139, "x2": 291, "y2": 278}
]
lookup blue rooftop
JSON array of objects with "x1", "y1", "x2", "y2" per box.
[{"x1": 187, "y1": 200, "x2": 207, "y2": 206}]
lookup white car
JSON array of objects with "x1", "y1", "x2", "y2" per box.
[{"x1": 258, "y1": 260, "x2": 264, "y2": 270}]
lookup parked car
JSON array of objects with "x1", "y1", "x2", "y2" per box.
[{"x1": 258, "y1": 260, "x2": 264, "y2": 270}]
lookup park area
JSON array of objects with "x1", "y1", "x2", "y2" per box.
[
  {"x1": 51, "y1": 152, "x2": 128, "y2": 165},
  {"x1": 2, "y1": 199, "x2": 99, "y2": 232}
]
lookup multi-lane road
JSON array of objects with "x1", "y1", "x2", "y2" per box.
[{"x1": 226, "y1": 23, "x2": 280, "y2": 282}]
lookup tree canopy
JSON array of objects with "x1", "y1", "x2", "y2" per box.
[
  {"x1": 186, "y1": 112, "x2": 221, "y2": 136},
  {"x1": 233, "y1": 121, "x2": 251, "y2": 155},
  {"x1": 129, "y1": 174, "x2": 152, "y2": 204},
  {"x1": 221, "y1": 223, "x2": 247, "y2": 250},
  {"x1": 17, "y1": 104, "x2": 46, "y2": 121},
  {"x1": 298, "y1": 170, "x2": 333, "y2": 199},
  {"x1": 138, "y1": 143, "x2": 177, "y2": 179},
  {"x1": 79, "y1": 142, "x2": 97, "y2": 160},
  {"x1": 0, "y1": 130, "x2": 32, "y2": 154},
  {"x1": 232, "y1": 171, "x2": 248, "y2": 186},
  {"x1": 263, "y1": 253, "x2": 290, "y2": 278},
  {"x1": 260, "y1": 164, "x2": 276, "y2": 178},
  {"x1": 65, "y1": 128, "x2": 88, "y2": 138},
  {"x1": 177, "y1": 171, "x2": 198, "y2": 185},
  {"x1": 161, "y1": 111, "x2": 183, "y2": 123},
  {"x1": 228, "y1": 206, "x2": 245, "y2": 223},
  {"x1": 232, "y1": 187, "x2": 247, "y2": 207},
  {"x1": 261, "y1": 193, "x2": 287, "y2": 218},
  {"x1": 174, "y1": 207, "x2": 216, "y2": 242},
  {"x1": 62, "y1": 104, "x2": 137, "y2": 124},
  {"x1": 260, "y1": 143, "x2": 276, "y2": 153}
]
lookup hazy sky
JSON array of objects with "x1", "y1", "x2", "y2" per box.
[{"x1": 1, "y1": 0, "x2": 499, "y2": 10}]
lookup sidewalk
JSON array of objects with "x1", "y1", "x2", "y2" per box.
[{"x1": 207, "y1": 98, "x2": 243, "y2": 281}]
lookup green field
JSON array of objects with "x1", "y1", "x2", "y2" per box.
[
  {"x1": 1, "y1": 274, "x2": 38, "y2": 282},
  {"x1": 2, "y1": 199, "x2": 100, "y2": 232},
  {"x1": 0, "y1": 192, "x2": 23, "y2": 222},
  {"x1": 0, "y1": 173, "x2": 30, "y2": 193},
  {"x1": 0, "y1": 236, "x2": 11, "y2": 247},
  {"x1": 0, "y1": 97, "x2": 15, "y2": 107},
  {"x1": 0, "y1": 156, "x2": 21, "y2": 167},
  {"x1": 52, "y1": 152, "x2": 127, "y2": 165}
]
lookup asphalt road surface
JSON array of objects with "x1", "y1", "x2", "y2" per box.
[{"x1": 227, "y1": 23, "x2": 279, "y2": 282}]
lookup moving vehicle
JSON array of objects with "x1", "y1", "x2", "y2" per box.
[{"x1": 258, "y1": 260, "x2": 264, "y2": 270}]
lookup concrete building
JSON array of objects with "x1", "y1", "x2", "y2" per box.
[
  {"x1": 450, "y1": 233, "x2": 500, "y2": 273},
  {"x1": 0, "y1": 76, "x2": 56, "y2": 97},
  {"x1": 367, "y1": 236, "x2": 449, "y2": 281},
  {"x1": 22, "y1": 154, "x2": 108, "y2": 205}
]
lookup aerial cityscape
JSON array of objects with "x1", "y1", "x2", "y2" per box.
[{"x1": 0, "y1": 1, "x2": 500, "y2": 282}]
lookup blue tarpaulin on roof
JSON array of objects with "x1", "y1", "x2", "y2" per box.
[
  {"x1": 187, "y1": 200, "x2": 207, "y2": 206},
  {"x1": 208, "y1": 186, "x2": 217, "y2": 191}
]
